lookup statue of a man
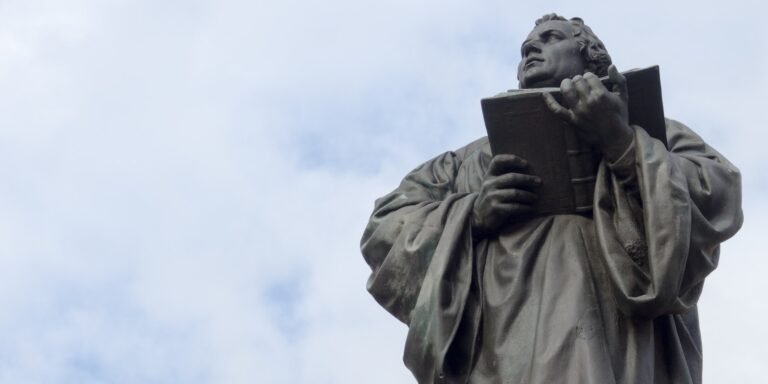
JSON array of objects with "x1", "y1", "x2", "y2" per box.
[{"x1": 361, "y1": 14, "x2": 743, "y2": 384}]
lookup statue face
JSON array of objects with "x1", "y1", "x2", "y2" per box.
[{"x1": 517, "y1": 20, "x2": 586, "y2": 89}]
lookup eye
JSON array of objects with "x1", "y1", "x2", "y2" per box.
[{"x1": 544, "y1": 32, "x2": 564, "y2": 43}]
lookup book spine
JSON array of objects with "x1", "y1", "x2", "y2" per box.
[{"x1": 564, "y1": 127, "x2": 599, "y2": 213}]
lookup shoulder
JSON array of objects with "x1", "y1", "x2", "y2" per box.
[
  {"x1": 453, "y1": 136, "x2": 490, "y2": 162},
  {"x1": 663, "y1": 118, "x2": 713, "y2": 156},
  {"x1": 663, "y1": 118, "x2": 740, "y2": 172},
  {"x1": 401, "y1": 137, "x2": 489, "y2": 185},
  {"x1": 664, "y1": 118, "x2": 703, "y2": 144},
  {"x1": 413, "y1": 136, "x2": 489, "y2": 170}
]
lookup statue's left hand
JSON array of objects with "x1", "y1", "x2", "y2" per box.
[{"x1": 543, "y1": 64, "x2": 634, "y2": 162}]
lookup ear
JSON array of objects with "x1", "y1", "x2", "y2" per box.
[{"x1": 575, "y1": 41, "x2": 594, "y2": 73}]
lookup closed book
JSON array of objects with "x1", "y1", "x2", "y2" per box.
[{"x1": 481, "y1": 65, "x2": 667, "y2": 216}]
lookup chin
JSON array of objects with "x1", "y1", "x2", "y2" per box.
[{"x1": 520, "y1": 75, "x2": 554, "y2": 89}]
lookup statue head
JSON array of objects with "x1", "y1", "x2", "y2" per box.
[{"x1": 517, "y1": 14, "x2": 612, "y2": 89}]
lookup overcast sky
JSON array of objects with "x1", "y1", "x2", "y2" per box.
[{"x1": 0, "y1": 1, "x2": 765, "y2": 383}]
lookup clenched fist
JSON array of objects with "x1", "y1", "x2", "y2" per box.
[{"x1": 472, "y1": 154, "x2": 541, "y2": 238}]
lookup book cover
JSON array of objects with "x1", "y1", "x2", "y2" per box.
[{"x1": 480, "y1": 65, "x2": 666, "y2": 215}]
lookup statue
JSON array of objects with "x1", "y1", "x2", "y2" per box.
[{"x1": 360, "y1": 13, "x2": 743, "y2": 384}]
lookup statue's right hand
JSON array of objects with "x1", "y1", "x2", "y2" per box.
[{"x1": 471, "y1": 154, "x2": 541, "y2": 238}]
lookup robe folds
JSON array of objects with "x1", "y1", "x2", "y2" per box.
[{"x1": 360, "y1": 119, "x2": 743, "y2": 384}]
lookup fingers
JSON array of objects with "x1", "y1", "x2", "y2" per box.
[
  {"x1": 495, "y1": 202, "x2": 536, "y2": 216},
  {"x1": 471, "y1": 198, "x2": 535, "y2": 237},
  {"x1": 608, "y1": 64, "x2": 628, "y2": 101},
  {"x1": 561, "y1": 78, "x2": 579, "y2": 106},
  {"x1": 486, "y1": 172, "x2": 541, "y2": 190},
  {"x1": 559, "y1": 72, "x2": 618, "y2": 121},
  {"x1": 487, "y1": 154, "x2": 529, "y2": 176},
  {"x1": 489, "y1": 188, "x2": 538, "y2": 204},
  {"x1": 543, "y1": 92, "x2": 577, "y2": 124},
  {"x1": 583, "y1": 72, "x2": 605, "y2": 94},
  {"x1": 572, "y1": 74, "x2": 592, "y2": 96},
  {"x1": 473, "y1": 166, "x2": 541, "y2": 235},
  {"x1": 569, "y1": 72, "x2": 607, "y2": 98}
]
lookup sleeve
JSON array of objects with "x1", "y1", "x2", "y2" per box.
[
  {"x1": 360, "y1": 141, "x2": 497, "y2": 383},
  {"x1": 593, "y1": 119, "x2": 743, "y2": 319},
  {"x1": 360, "y1": 149, "x2": 476, "y2": 324}
]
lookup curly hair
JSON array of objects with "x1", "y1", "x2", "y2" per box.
[{"x1": 534, "y1": 13, "x2": 612, "y2": 77}]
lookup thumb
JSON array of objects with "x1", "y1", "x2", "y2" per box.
[{"x1": 608, "y1": 64, "x2": 628, "y2": 102}]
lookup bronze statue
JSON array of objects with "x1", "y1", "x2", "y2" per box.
[{"x1": 361, "y1": 14, "x2": 743, "y2": 384}]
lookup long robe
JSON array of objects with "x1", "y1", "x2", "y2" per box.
[{"x1": 360, "y1": 119, "x2": 742, "y2": 384}]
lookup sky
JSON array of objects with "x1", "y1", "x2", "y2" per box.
[{"x1": 0, "y1": 0, "x2": 765, "y2": 383}]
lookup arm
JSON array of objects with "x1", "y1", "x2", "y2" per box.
[
  {"x1": 361, "y1": 148, "x2": 485, "y2": 383},
  {"x1": 593, "y1": 119, "x2": 743, "y2": 318},
  {"x1": 360, "y1": 149, "x2": 476, "y2": 324},
  {"x1": 361, "y1": 143, "x2": 542, "y2": 382},
  {"x1": 361, "y1": 142, "x2": 540, "y2": 323},
  {"x1": 544, "y1": 66, "x2": 743, "y2": 318}
]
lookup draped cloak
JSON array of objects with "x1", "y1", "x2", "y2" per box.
[{"x1": 360, "y1": 119, "x2": 743, "y2": 384}]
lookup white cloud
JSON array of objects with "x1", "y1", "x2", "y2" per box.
[{"x1": 0, "y1": 0, "x2": 764, "y2": 383}]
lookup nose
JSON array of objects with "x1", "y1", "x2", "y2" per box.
[{"x1": 522, "y1": 41, "x2": 541, "y2": 57}]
